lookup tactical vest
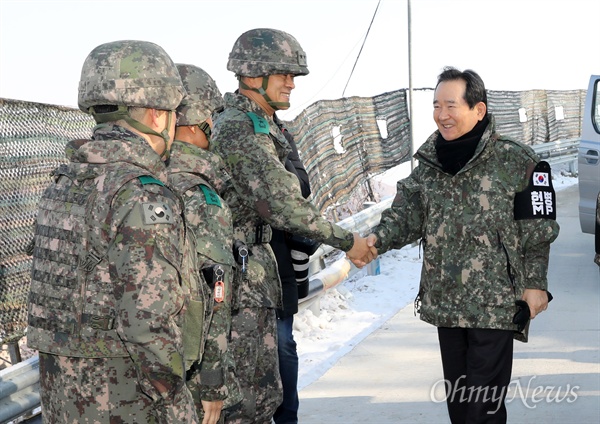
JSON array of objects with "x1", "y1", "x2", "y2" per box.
[
  {"x1": 169, "y1": 172, "x2": 222, "y2": 369},
  {"x1": 179, "y1": 227, "x2": 210, "y2": 371},
  {"x1": 173, "y1": 173, "x2": 238, "y2": 269},
  {"x1": 27, "y1": 161, "x2": 179, "y2": 358}
]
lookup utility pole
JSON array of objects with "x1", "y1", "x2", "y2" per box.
[{"x1": 407, "y1": 0, "x2": 415, "y2": 170}]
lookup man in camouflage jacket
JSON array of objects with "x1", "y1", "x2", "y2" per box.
[
  {"x1": 168, "y1": 64, "x2": 242, "y2": 424},
  {"x1": 26, "y1": 41, "x2": 198, "y2": 423},
  {"x1": 210, "y1": 28, "x2": 376, "y2": 423},
  {"x1": 368, "y1": 67, "x2": 559, "y2": 423}
]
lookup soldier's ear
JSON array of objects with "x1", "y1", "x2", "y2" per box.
[
  {"x1": 145, "y1": 108, "x2": 161, "y2": 127},
  {"x1": 476, "y1": 102, "x2": 487, "y2": 119},
  {"x1": 148, "y1": 109, "x2": 171, "y2": 130}
]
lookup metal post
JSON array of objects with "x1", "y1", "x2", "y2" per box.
[
  {"x1": 8, "y1": 342, "x2": 22, "y2": 364},
  {"x1": 407, "y1": 0, "x2": 415, "y2": 171}
]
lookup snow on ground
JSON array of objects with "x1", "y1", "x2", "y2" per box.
[{"x1": 295, "y1": 165, "x2": 579, "y2": 390}]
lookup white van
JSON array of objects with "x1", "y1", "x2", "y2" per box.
[{"x1": 578, "y1": 75, "x2": 600, "y2": 234}]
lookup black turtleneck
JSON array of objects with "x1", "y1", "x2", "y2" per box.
[{"x1": 435, "y1": 115, "x2": 489, "y2": 175}]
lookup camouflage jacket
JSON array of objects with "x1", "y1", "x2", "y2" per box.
[
  {"x1": 209, "y1": 92, "x2": 353, "y2": 309},
  {"x1": 168, "y1": 140, "x2": 241, "y2": 406},
  {"x1": 373, "y1": 116, "x2": 560, "y2": 330},
  {"x1": 27, "y1": 124, "x2": 196, "y2": 422}
]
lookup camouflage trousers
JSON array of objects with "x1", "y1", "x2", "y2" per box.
[
  {"x1": 223, "y1": 307, "x2": 282, "y2": 424},
  {"x1": 38, "y1": 352, "x2": 197, "y2": 423}
]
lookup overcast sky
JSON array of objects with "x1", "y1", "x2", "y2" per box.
[{"x1": 1, "y1": 0, "x2": 598, "y2": 120}]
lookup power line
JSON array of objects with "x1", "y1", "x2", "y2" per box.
[
  {"x1": 281, "y1": 34, "x2": 364, "y2": 120},
  {"x1": 341, "y1": 0, "x2": 382, "y2": 97}
]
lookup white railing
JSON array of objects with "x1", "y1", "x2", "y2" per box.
[
  {"x1": 0, "y1": 138, "x2": 579, "y2": 423},
  {"x1": 532, "y1": 137, "x2": 579, "y2": 173},
  {"x1": 298, "y1": 197, "x2": 393, "y2": 313},
  {"x1": 0, "y1": 356, "x2": 40, "y2": 423}
]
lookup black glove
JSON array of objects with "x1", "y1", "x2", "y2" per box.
[
  {"x1": 512, "y1": 300, "x2": 530, "y2": 332},
  {"x1": 513, "y1": 291, "x2": 553, "y2": 332}
]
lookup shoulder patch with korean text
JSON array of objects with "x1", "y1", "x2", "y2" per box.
[{"x1": 514, "y1": 161, "x2": 556, "y2": 220}]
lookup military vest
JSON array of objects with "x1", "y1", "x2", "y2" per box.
[
  {"x1": 169, "y1": 172, "x2": 226, "y2": 369},
  {"x1": 27, "y1": 161, "x2": 178, "y2": 358}
]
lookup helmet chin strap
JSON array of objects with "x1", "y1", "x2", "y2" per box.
[
  {"x1": 197, "y1": 121, "x2": 211, "y2": 141},
  {"x1": 239, "y1": 76, "x2": 290, "y2": 110},
  {"x1": 91, "y1": 105, "x2": 172, "y2": 159}
]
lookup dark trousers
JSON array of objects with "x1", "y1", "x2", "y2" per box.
[
  {"x1": 437, "y1": 327, "x2": 514, "y2": 424},
  {"x1": 273, "y1": 315, "x2": 299, "y2": 424}
]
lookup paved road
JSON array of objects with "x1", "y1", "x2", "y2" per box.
[{"x1": 298, "y1": 184, "x2": 600, "y2": 423}]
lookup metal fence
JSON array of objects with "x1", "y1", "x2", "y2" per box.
[{"x1": 0, "y1": 100, "x2": 95, "y2": 345}]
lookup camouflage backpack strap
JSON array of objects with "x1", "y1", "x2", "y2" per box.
[
  {"x1": 181, "y1": 234, "x2": 209, "y2": 371},
  {"x1": 175, "y1": 174, "x2": 220, "y2": 370}
]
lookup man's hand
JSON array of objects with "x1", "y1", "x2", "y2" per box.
[
  {"x1": 346, "y1": 233, "x2": 378, "y2": 268},
  {"x1": 522, "y1": 289, "x2": 550, "y2": 319},
  {"x1": 366, "y1": 233, "x2": 377, "y2": 248},
  {"x1": 201, "y1": 399, "x2": 223, "y2": 424}
]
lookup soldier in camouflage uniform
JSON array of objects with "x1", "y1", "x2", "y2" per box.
[
  {"x1": 367, "y1": 67, "x2": 560, "y2": 423},
  {"x1": 168, "y1": 63, "x2": 242, "y2": 424},
  {"x1": 209, "y1": 28, "x2": 376, "y2": 423},
  {"x1": 26, "y1": 40, "x2": 199, "y2": 423}
]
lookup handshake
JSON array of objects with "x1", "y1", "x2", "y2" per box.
[{"x1": 346, "y1": 233, "x2": 378, "y2": 268}]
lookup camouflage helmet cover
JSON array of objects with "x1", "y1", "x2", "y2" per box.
[
  {"x1": 78, "y1": 40, "x2": 185, "y2": 113},
  {"x1": 227, "y1": 28, "x2": 309, "y2": 77},
  {"x1": 175, "y1": 64, "x2": 224, "y2": 126}
]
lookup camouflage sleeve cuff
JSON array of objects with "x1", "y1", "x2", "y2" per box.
[
  {"x1": 199, "y1": 368, "x2": 224, "y2": 387},
  {"x1": 522, "y1": 253, "x2": 551, "y2": 291},
  {"x1": 197, "y1": 368, "x2": 228, "y2": 401},
  {"x1": 524, "y1": 277, "x2": 548, "y2": 291},
  {"x1": 336, "y1": 228, "x2": 355, "y2": 252},
  {"x1": 373, "y1": 228, "x2": 384, "y2": 250}
]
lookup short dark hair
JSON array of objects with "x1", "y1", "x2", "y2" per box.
[{"x1": 436, "y1": 66, "x2": 487, "y2": 108}]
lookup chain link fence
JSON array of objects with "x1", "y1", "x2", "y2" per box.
[{"x1": 0, "y1": 99, "x2": 95, "y2": 344}]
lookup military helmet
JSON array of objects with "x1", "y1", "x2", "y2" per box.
[
  {"x1": 227, "y1": 28, "x2": 309, "y2": 77},
  {"x1": 78, "y1": 40, "x2": 185, "y2": 113},
  {"x1": 175, "y1": 64, "x2": 224, "y2": 126}
]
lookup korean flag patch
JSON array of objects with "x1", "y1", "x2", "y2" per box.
[
  {"x1": 533, "y1": 172, "x2": 549, "y2": 187},
  {"x1": 514, "y1": 161, "x2": 556, "y2": 220},
  {"x1": 141, "y1": 202, "x2": 173, "y2": 225}
]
